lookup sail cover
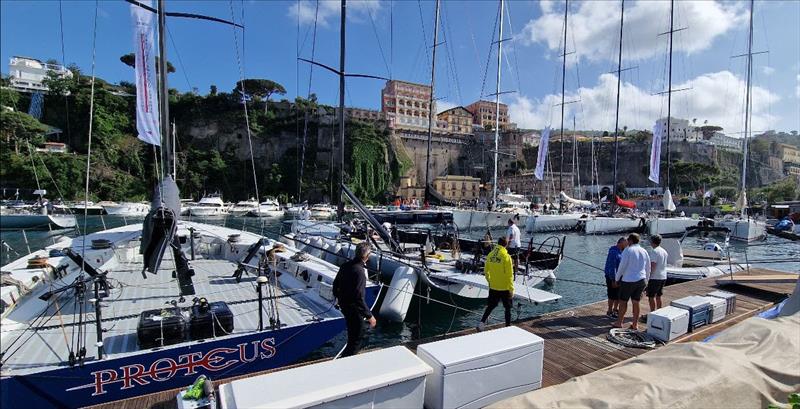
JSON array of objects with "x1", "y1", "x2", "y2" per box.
[
  {"x1": 131, "y1": 0, "x2": 161, "y2": 146},
  {"x1": 649, "y1": 120, "x2": 664, "y2": 184},
  {"x1": 534, "y1": 126, "x2": 551, "y2": 180},
  {"x1": 559, "y1": 191, "x2": 592, "y2": 207},
  {"x1": 615, "y1": 195, "x2": 636, "y2": 209},
  {"x1": 663, "y1": 188, "x2": 677, "y2": 212}
]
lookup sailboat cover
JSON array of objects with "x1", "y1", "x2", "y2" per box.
[
  {"x1": 131, "y1": 0, "x2": 161, "y2": 146},
  {"x1": 649, "y1": 120, "x2": 664, "y2": 184},
  {"x1": 534, "y1": 126, "x2": 551, "y2": 180}
]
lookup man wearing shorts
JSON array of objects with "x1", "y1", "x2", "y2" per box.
[
  {"x1": 647, "y1": 234, "x2": 669, "y2": 313},
  {"x1": 603, "y1": 237, "x2": 627, "y2": 317},
  {"x1": 614, "y1": 233, "x2": 651, "y2": 330},
  {"x1": 506, "y1": 218, "x2": 522, "y2": 271}
]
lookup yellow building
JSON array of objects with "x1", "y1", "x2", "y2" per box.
[
  {"x1": 432, "y1": 175, "x2": 481, "y2": 201},
  {"x1": 465, "y1": 100, "x2": 511, "y2": 130},
  {"x1": 778, "y1": 143, "x2": 800, "y2": 165},
  {"x1": 397, "y1": 176, "x2": 424, "y2": 201},
  {"x1": 436, "y1": 107, "x2": 474, "y2": 136}
]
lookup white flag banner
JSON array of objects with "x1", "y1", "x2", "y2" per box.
[
  {"x1": 663, "y1": 187, "x2": 677, "y2": 212},
  {"x1": 132, "y1": 1, "x2": 161, "y2": 146},
  {"x1": 534, "y1": 126, "x2": 551, "y2": 180},
  {"x1": 648, "y1": 120, "x2": 664, "y2": 184}
]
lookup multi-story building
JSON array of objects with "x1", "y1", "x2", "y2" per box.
[
  {"x1": 775, "y1": 143, "x2": 800, "y2": 165},
  {"x1": 655, "y1": 117, "x2": 702, "y2": 142},
  {"x1": 497, "y1": 170, "x2": 574, "y2": 200},
  {"x1": 7, "y1": 56, "x2": 72, "y2": 94},
  {"x1": 466, "y1": 100, "x2": 511, "y2": 130},
  {"x1": 333, "y1": 107, "x2": 387, "y2": 124},
  {"x1": 397, "y1": 176, "x2": 425, "y2": 201},
  {"x1": 700, "y1": 131, "x2": 743, "y2": 151},
  {"x1": 381, "y1": 80, "x2": 436, "y2": 132},
  {"x1": 436, "y1": 106, "x2": 473, "y2": 136},
  {"x1": 36, "y1": 142, "x2": 68, "y2": 154},
  {"x1": 432, "y1": 175, "x2": 481, "y2": 202}
]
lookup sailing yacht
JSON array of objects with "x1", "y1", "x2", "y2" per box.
[{"x1": 0, "y1": 2, "x2": 379, "y2": 407}]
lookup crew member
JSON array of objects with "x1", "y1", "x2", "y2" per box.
[
  {"x1": 333, "y1": 242, "x2": 377, "y2": 357},
  {"x1": 603, "y1": 237, "x2": 627, "y2": 318},
  {"x1": 478, "y1": 237, "x2": 514, "y2": 330},
  {"x1": 646, "y1": 234, "x2": 669, "y2": 315},
  {"x1": 614, "y1": 233, "x2": 651, "y2": 330},
  {"x1": 506, "y1": 218, "x2": 522, "y2": 271}
]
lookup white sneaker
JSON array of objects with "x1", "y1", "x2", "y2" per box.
[{"x1": 476, "y1": 322, "x2": 486, "y2": 332}]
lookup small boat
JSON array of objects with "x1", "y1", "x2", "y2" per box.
[
  {"x1": 186, "y1": 194, "x2": 229, "y2": 217},
  {"x1": 249, "y1": 198, "x2": 284, "y2": 218},
  {"x1": 100, "y1": 201, "x2": 149, "y2": 216},
  {"x1": 0, "y1": 210, "x2": 77, "y2": 230},
  {"x1": 309, "y1": 203, "x2": 336, "y2": 219},
  {"x1": 229, "y1": 198, "x2": 259, "y2": 216}
]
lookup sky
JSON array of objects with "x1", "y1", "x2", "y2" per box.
[{"x1": 2, "y1": 0, "x2": 799, "y2": 135}]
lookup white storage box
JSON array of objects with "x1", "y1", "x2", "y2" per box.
[
  {"x1": 416, "y1": 326, "x2": 544, "y2": 409},
  {"x1": 218, "y1": 346, "x2": 431, "y2": 409},
  {"x1": 707, "y1": 290, "x2": 736, "y2": 315},
  {"x1": 705, "y1": 296, "x2": 727, "y2": 323},
  {"x1": 647, "y1": 306, "x2": 689, "y2": 342}
]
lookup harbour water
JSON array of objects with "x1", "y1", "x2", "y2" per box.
[{"x1": 1, "y1": 215, "x2": 797, "y2": 361}]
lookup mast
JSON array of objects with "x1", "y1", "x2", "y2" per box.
[
  {"x1": 741, "y1": 0, "x2": 754, "y2": 218},
  {"x1": 665, "y1": 0, "x2": 674, "y2": 192},
  {"x1": 492, "y1": 0, "x2": 504, "y2": 204},
  {"x1": 558, "y1": 0, "x2": 567, "y2": 197},
  {"x1": 337, "y1": 0, "x2": 346, "y2": 220},
  {"x1": 611, "y1": 0, "x2": 624, "y2": 213},
  {"x1": 424, "y1": 0, "x2": 441, "y2": 203},
  {"x1": 157, "y1": 0, "x2": 172, "y2": 178}
]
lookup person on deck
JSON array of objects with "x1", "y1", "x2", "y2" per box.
[
  {"x1": 646, "y1": 234, "x2": 669, "y2": 314},
  {"x1": 603, "y1": 237, "x2": 627, "y2": 318},
  {"x1": 506, "y1": 218, "x2": 522, "y2": 271},
  {"x1": 614, "y1": 233, "x2": 651, "y2": 330},
  {"x1": 333, "y1": 243, "x2": 377, "y2": 357},
  {"x1": 477, "y1": 237, "x2": 515, "y2": 330}
]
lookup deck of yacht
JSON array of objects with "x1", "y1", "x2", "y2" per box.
[{"x1": 88, "y1": 267, "x2": 795, "y2": 409}]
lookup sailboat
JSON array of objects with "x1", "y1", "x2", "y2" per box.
[
  {"x1": 575, "y1": 0, "x2": 642, "y2": 235},
  {"x1": 716, "y1": 0, "x2": 766, "y2": 243},
  {"x1": 0, "y1": 2, "x2": 378, "y2": 407}
]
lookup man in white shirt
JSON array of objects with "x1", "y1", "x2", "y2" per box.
[
  {"x1": 646, "y1": 234, "x2": 669, "y2": 314},
  {"x1": 506, "y1": 218, "x2": 522, "y2": 271},
  {"x1": 614, "y1": 233, "x2": 651, "y2": 330}
]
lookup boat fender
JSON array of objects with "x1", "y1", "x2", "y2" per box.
[{"x1": 379, "y1": 266, "x2": 418, "y2": 322}]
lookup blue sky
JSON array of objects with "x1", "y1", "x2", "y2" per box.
[{"x1": 2, "y1": 0, "x2": 799, "y2": 134}]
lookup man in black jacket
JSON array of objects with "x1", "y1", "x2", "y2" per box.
[{"x1": 332, "y1": 242, "x2": 376, "y2": 357}]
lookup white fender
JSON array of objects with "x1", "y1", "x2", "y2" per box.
[
  {"x1": 379, "y1": 266, "x2": 418, "y2": 322},
  {"x1": 307, "y1": 237, "x2": 324, "y2": 258}
]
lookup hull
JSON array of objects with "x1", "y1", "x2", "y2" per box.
[
  {"x1": 525, "y1": 213, "x2": 584, "y2": 232},
  {"x1": 187, "y1": 207, "x2": 229, "y2": 217},
  {"x1": 647, "y1": 217, "x2": 701, "y2": 237},
  {"x1": 102, "y1": 202, "x2": 149, "y2": 216},
  {"x1": 248, "y1": 208, "x2": 284, "y2": 218},
  {"x1": 716, "y1": 218, "x2": 766, "y2": 242},
  {"x1": 229, "y1": 208, "x2": 257, "y2": 216},
  {"x1": 582, "y1": 216, "x2": 643, "y2": 234},
  {"x1": 451, "y1": 209, "x2": 528, "y2": 231},
  {"x1": 666, "y1": 264, "x2": 747, "y2": 283},
  {"x1": 0, "y1": 320, "x2": 344, "y2": 409},
  {"x1": 67, "y1": 206, "x2": 105, "y2": 215},
  {"x1": 0, "y1": 213, "x2": 77, "y2": 230}
]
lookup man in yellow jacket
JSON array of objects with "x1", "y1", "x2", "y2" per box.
[{"x1": 478, "y1": 237, "x2": 514, "y2": 330}]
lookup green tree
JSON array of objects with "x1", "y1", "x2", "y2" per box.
[
  {"x1": 119, "y1": 53, "x2": 176, "y2": 73},
  {"x1": 234, "y1": 78, "x2": 286, "y2": 114},
  {"x1": 42, "y1": 69, "x2": 75, "y2": 96},
  {"x1": 0, "y1": 110, "x2": 48, "y2": 153},
  {"x1": 0, "y1": 88, "x2": 20, "y2": 109}
]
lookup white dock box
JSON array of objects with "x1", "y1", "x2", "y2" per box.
[
  {"x1": 218, "y1": 346, "x2": 431, "y2": 409},
  {"x1": 416, "y1": 326, "x2": 544, "y2": 409},
  {"x1": 705, "y1": 296, "x2": 727, "y2": 323},
  {"x1": 707, "y1": 290, "x2": 736, "y2": 315},
  {"x1": 647, "y1": 306, "x2": 689, "y2": 342}
]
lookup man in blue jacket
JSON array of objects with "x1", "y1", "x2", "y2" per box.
[{"x1": 603, "y1": 237, "x2": 627, "y2": 318}]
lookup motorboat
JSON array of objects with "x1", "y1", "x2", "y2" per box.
[
  {"x1": 249, "y1": 198, "x2": 284, "y2": 218},
  {"x1": 658, "y1": 225, "x2": 748, "y2": 283},
  {"x1": 100, "y1": 201, "x2": 149, "y2": 217},
  {"x1": 309, "y1": 203, "x2": 336, "y2": 219},
  {"x1": 229, "y1": 198, "x2": 259, "y2": 216},
  {"x1": 186, "y1": 194, "x2": 229, "y2": 217}
]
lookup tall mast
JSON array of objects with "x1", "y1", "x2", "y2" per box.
[
  {"x1": 492, "y1": 0, "x2": 504, "y2": 204},
  {"x1": 336, "y1": 0, "x2": 346, "y2": 220},
  {"x1": 157, "y1": 0, "x2": 171, "y2": 178},
  {"x1": 741, "y1": 0, "x2": 754, "y2": 218},
  {"x1": 665, "y1": 0, "x2": 674, "y2": 192},
  {"x1": 424, "y1": 0, "x2": 441, "y2": 202},
  {"x1": 611, "y1": 0, "x2": 624, "y2": 213},
  {"x1": 558, "y1": 0, "x2": 567, "y2": 197}
]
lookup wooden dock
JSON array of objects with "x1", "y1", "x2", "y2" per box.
[{"x1": 90, "y1": 268, "x2": 795, "y2": 409}]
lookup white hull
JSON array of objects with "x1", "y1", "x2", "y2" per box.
[
  {"x1": 248, "y1": 209, "x2": 284, "y2": 218},
  {"x1": 716, "y1": 218, "x2": 766, "y2": 242},
  {"x1": 311, "y1": 211, "x2": 334, "y2": 219},
  {"x1": 647, "y1": 217, "x2": 701, "y2": 237},
  {"x1": 0, "y1": 213, "x2": 77, "y2": 230},
  {"x1": 525, "y1": 213, "x2": 584, "y2": 232},
  {"x1": 667, "y1": 263, "x2": 747, "y2": 282},
  {"x1": 187, "y1": 207, "x2": 229, "y2": 217},
  {"x1": 450, "y1": 209, "x2": 527, "y2": 231},
  {"x1": 582, "y1": 216, "x2": 643, "y2": 234},
  {"x1": 102, "y1": 202, "x2": 149, "y2": 216}
]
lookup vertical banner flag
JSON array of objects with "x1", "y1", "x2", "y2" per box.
[
  {"x1": 132, "y1": 1, "x2": 161, "y2": 146},
  {"x1": 534, "y1": 126, "x2": 551, "y2": 180},
  {"x1": 648, "y1": 120, "x2": 664, "y2": 184}
]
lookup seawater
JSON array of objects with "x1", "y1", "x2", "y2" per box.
[{"x1": 1, "y1": 215, "x2": 797, "y2": 359}]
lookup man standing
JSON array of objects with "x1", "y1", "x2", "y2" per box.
[
  {"x1": 333, "y1": 242, "x2": 376, "y2": 357},
  {"x1": 614, "y1": 233, "x2": 651, "y2": 330},
  {"x1": 603, "y1": 237, "x2": 628, "y2": 318},
  {"x1": 478, "y1": 237, "x2": 515, "y2": 330},
  {"x1": 646, "y1": 234, "x2": 669, "y2": 314},
  {"x1": 506, "y1": 218, "x2": 522, "y2": 271}
]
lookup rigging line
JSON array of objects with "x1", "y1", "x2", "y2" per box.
[
  {"x1": 390, "y1": 0, "x2": 393, "y2": 79},
  {"x1": 366, "y1": 5, "x2": 391, "y2": 78},
  {"x1": 464, "y1": 5, "x2": 485, "y2": 92},
  {"x1": 25, "y1": 142, "x2": 42, "y2": 192},
  {"x1": 503, "y1": 1, "x2": 522, "y2": 94},
  {"x1": 229, "y1": 0, "x2": 260, "y2": 211},
  {"x1": 441, "y1": 3, "x2": 464, "y2": 105},
  {"x1": 58, "y1": 0, "x2": 72, "y2": 145},
  {"x1": 480, "y1": 3, "x2": 500, "y2": 99},
  {"x1": 166, "y1": 25, "x2": 193, "y2": 91},
  {"x1": 417, "y1": 0, "x2": 431, "y2": 70},
  {"x1": 299, "y1": 0, "x2": 320, "y2": 202},
  {"x1": 36, "y1": 153, "x2": 69, "y2": 202}
]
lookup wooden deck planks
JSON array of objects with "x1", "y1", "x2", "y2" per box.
[{"x1": 90, "y1": 268, "x2": 795, "y2": 409}]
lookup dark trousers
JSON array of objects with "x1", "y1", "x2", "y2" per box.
[
  {"x1": 341, "y1": 307, "x2": 365, "y2": 357},
  {"x1": 481, "y1": 289, "x2": 513, "y2": 326}
]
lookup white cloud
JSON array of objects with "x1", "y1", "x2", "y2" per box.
[
  {"x1": 508, "y1": 70, "x2": 780, "y2": 135},
  {"x1": 288, "y1": 0, "x2": 381, "y2": 28},
  {"x1": 436, "y1": 100, "x2": 458, "y2": 114},
  {"x1": 519, "y1": 1, "x2": 747, "y2": 63},
  {"x1": 761, "y1": 66, "x2": 775, "y2": 76}
]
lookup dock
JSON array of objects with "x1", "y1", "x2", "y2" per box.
[{"x1": 90, "y1": 268, "x2": 795, "y2": 409}]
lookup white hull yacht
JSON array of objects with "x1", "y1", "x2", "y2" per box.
[
  {"x1": 229, "y1": 198, "x2": 259, "y2": 216},
  {"x1": 186, "y1": 194, "x2": 229, "y2": 218},
  {"x1": 100, "y1": 201, "x2": 150, "y2": 217}
]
